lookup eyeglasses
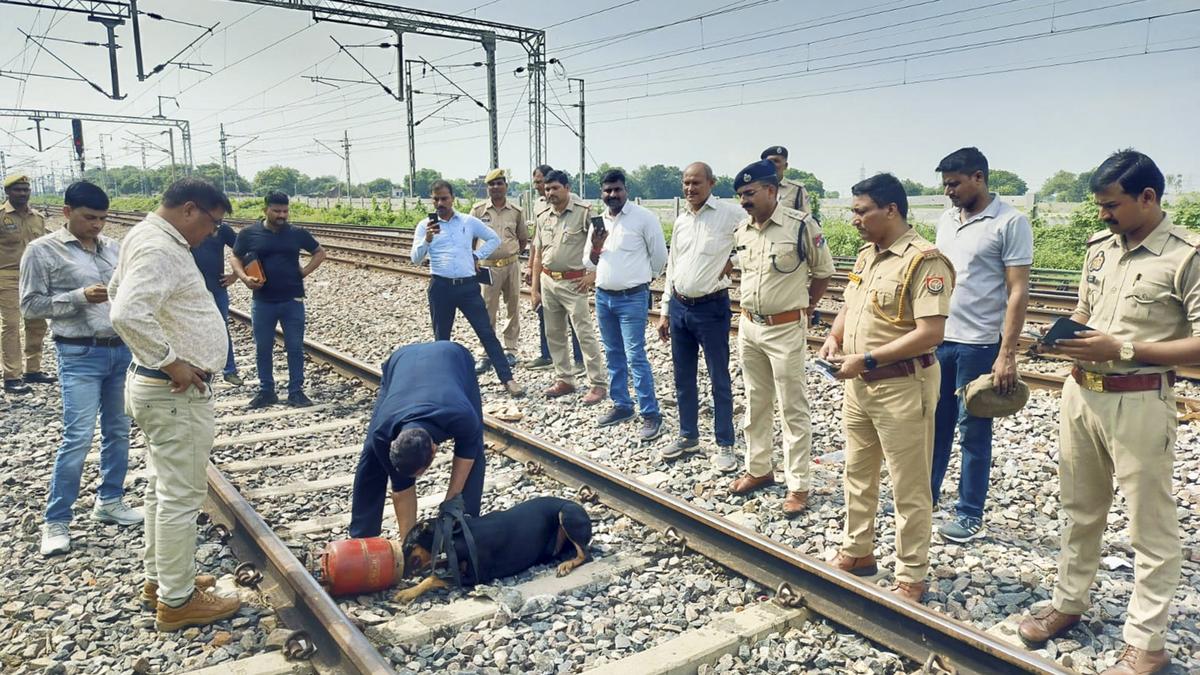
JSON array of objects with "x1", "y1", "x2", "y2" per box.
[{"x1": 197, "y1": 208, "x2": 223, "y2": 229}]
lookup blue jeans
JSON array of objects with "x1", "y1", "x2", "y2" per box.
[
  {"x1": 669, "y1": 293, "x2": 734, "y2": 445},
  {"x1": 252, "y1": 298, "x2": 306, "y2": 395},
  {"x1": 931, "y1": 340, "x2": 1000, "y2": 519},
  {"x1": 212, "y1": 289, "x2": 237, "y2": 376},
  {"x1": 595, "y1": 286, "x2": 658, "y2": 417},
  {"x1": 45, "y1": 341, "x2": 133, "y2": 524},
  {"x1": 538, "y1": 303, "x2": 582, "y2": 363}
]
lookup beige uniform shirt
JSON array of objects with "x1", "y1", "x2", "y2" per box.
[
  {"x1": 778, "y1": 178, "x2": 812, "y2": 215},
  {"x1": 735, "y1": 205, "x2": 834, "y2": 316},
  {"x1": 842, "y1": 228, "x2": 955, "y2": 356},
  {"x1": 470, "y1": 199, "x2": 525, "y2": 260},
  {"x1": 1, "y1": 202, "x2": 48, "y2": 271},
  {"x1": 1074, "y1": 214, "x2": 1200, "y2": 374},
  {"x1": 533, "y1": 196, "x2": 591, "y2": 273}
]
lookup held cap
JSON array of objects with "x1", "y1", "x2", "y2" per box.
[{"x1": 960, "y1": 373, "x2": 1030, "y2": 418}]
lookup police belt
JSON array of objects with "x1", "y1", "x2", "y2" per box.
[
  {"x1": 1071, "y1": 366, "x2": 1175, "y2": 393},
  {"x1": 541, "y1": 268, "x2": 587, "y2": 281},
  {"x1": 673, "y1": 289, "x2": 728, "y2": 306},
  {"x1": 130, "y1": 364, "x2": 213, "y2": 383},
  {"x1": 861, "y1": 353, "x2": 937, "y2": 383},
  {"x1": 54, "y1": 334, "x2": 124, "y2": 347},
  {"x1": 741, "y1": 308, "x2": 804, "y2": 326},
  {"x1": 480, "y1": 254, "x2": 519, "y2": 268}
]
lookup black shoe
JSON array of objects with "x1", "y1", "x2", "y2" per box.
[
  {"x1": 3, "y1": 379, "x2": 31, "y2": 395},
  {"x1": 287, "y1": 392, "x2": 314, "y2": 407},
  {"x1": 474, "y1": 357, "x2": 491, "y2": 375},
  {"x1": 596, "y1": 406, "x2": 635, "y2": 427},
  {"x1": 23, "y1": 372, "x2": 57, "y2": 384},
  {"x1": 641, "y1": 415, "x2": 665, "y2": 441},
  {"x1": 248, "y1": 391, "x2": 278, "y2": 409}
]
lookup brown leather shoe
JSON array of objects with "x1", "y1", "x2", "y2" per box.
[
  {"x1": 782, "y1": 490, "x2": 808, "y2": 517},
  {"x1": 1100, "y1": 645, "x2": 1170, "y2": 675},
  {"x1": 155, "y1": 588, "x2": 240, "y2": 631},
  {"x1": 890, "y1": 580, "x2": 926, "y2": 603},
  {"x1": 140, "y1": 575, "x2": 217, "y2": 610},
  {"x1": 581, "y1": 386, "x2": 606, "y2": 406},
  {"x1": 729, "y1": 472, "x2": 775, "y2": 495},
  {"x1": 544, "y1": 380, "x2": 576, "y2": 398},
  {"x1": 830, "y1": 551, "x2": 878, "y2": 577},
  {"x1": 1017, "y1": 605, "x2": 1081, "y2": 648}
]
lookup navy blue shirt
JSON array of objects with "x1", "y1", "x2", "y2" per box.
[
  {"x1": 366, "y1": 341, "x2": 484, "y2": 491},
  {"x1": 191, "y1": 224, "x2": 238, "y2": 296},
  {"x1": 232, "y1": 220, "x2": 320, "y2": 302}
]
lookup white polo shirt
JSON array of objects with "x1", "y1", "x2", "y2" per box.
[{"x1": 935, "y1": 194, "x2": 1034, "y2": 344}]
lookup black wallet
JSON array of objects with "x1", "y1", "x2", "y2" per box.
[
  {"x1": 476, "y1": 267, "x2": 492, "y2": 286},
  {"x1": 1041, "y1": 317, "x2": 1095, "y2": 346}
]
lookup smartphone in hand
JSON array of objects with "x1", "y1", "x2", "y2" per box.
[
  {"x1": 810, "y1": 357, "x2": 840, "y2": 381},
  {"x1": 590, "y1": 216, "x2": 606, "y2": 238}
]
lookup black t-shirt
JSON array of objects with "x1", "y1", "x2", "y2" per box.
[
  {"x1": 232, "y1": 220, "x2": 320, "y2": 302},
  {"x1": 365, "y1": 342, "x2": 483, "y2": 492},
  {"x1": 191, "y1": 223, "x2": 238, "y2": 296}
]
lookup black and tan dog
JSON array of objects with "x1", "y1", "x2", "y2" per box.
[{"x1": 394, "y1": 496, "x2": 592, "y2": 603}]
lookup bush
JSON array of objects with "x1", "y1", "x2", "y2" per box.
[
  {"x1": 1172, "y1": 196, "x2": 1200, "y2": 228},
  {"x1": 1029, "y1": 204, "x2": 1103, "y2": 270}
]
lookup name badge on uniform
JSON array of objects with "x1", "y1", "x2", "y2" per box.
[
  {"x1": 481, "y1": 216, "x2": 491, "y2": 223},
  {"x1": 2, "y1": 216, "x2": 14, "y2": 232},
  {"x1": 847, "y1": 272, "x2": 862, "y2": 286}
]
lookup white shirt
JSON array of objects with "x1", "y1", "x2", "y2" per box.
[
  {"x1": 661, "y1": 196, "x2": 744, "y2": 316},
  {"x1": 109, "y1": 212, "x2": 228, "y2": 373},
  {"x1": 584, "y1": 200, "x2": 668, "y2": 292}
]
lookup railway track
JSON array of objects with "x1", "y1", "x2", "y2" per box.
[{"x1": 198, "y1": 310, "x2": 1068, "y2": 674}]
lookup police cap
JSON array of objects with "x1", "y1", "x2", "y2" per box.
[
  {"x1": 760, "y1": 146, "x2": 788, "y2": 160},
  {"x1": 961, "y1": 373, "x2": 1030, "y2": 418},
  {"x1": 733, "y1": 160, "x2": 779, "y2": 192}
]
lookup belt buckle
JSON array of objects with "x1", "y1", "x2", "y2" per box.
[
  {"x1": 1081, "y1": 370, "x2": 1105, "y2": 392},
  {"x1": 551, "y1": 271, "x2": 563, "y2": 280},
  {"x1": 749, "y1": 312, "x2": 768, "y2": 325}
]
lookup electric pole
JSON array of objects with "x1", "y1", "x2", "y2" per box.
[
  {"x1": 219, "y1": 123, "x2": 229, "y2": 193},
  {"x1": 162, "y1": 130, "x2": 177, "y2": 183},
  {"x1": 139, "y1": 144, "x2": 148, "y2": 195},
  {"x1": 405, "y1": 59, "x2": 416, "y2": 199},
  {"x1": 483, "y1": 35, "x2": 499, "y2": 171},
  {"x1": 570, "y1": 78, "x2": 585, "y2": 199},
  {"x1": 342, "y1": 130, "x2": 352, "y2": 206},
  {"x1": 0, "y1": 151, "x2": 7, "y2": 186}
]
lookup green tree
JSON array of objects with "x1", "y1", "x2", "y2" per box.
[
  {"x1": 404, "y1": 168, "x2": 443, "y2": 197},
  {"x1": 1039, "y1": 170, "x2": 1078, "y2": 201},
  {"x1": 901, "y1": 178, "x2": 931, "y2": 196},
  {"x1": 783, "y1": 168, "x2": 825, "y2": 197},
  {"x1": 1171, "y1": 196, "x2": 1200, "y2": 228},
  {"x1": 631, "y1": 164, "x2": 683, "y2": 199},
  {"x1": 713, "y1": 175, "x2": 735, "y2": 198},
  {"x1": 989, "y1": 169, "x2": 1027, "y2": 195},
  {"x1": 364, "y1": 178, "x2": 394, "y2": 196},
  {"x1": 305, "y1": 175, "x2": 340, "y2": 196},
  {"x1": 253, "y1": 165, "x2": 308, "y2": 196}
]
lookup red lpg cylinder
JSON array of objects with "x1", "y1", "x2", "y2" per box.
[{"x1": 320, "y1": 537, "x2": 404, "y2": 596}]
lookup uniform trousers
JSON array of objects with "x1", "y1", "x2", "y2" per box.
[
  {"x1": 841, "y1": 361, "x2": 939, "y2": 583},
  {"x1": 1053, "y1": 376, "x2": 1180, "y2": 651},
  {"x1": 481, "y1": 262, "x2": 521, "y2": 353},
  {"x1": 125, "y1": 372, "x2": 215, "y2": 607},
  {"x1": 539, "y1": 274, "x2": 605, "y2": 387},
  {"x1": 737, "y1": 318, "x2": 811, "y2": 491},
  {"x1": 0, "y1": 270, "x2": 47, "y2": 379}
]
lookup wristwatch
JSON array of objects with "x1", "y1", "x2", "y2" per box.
[
  {"x1": 1119, "y1": 341, "x2": 1135, "y2": 361},
  {"x1": 863, "y1": 352, "x2": 878, "y2": 370}
]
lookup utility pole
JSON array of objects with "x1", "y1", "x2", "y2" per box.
[
  {"x1": 0, "y1": 151, "x2": 7, "y2": 185},
  {"x1": 219, "y1": 123, "x2": 229, "y2": 193},
  {"x1": 342, "y1": 130, "x2": 352, "y2": 207},
  {"x1": 162, "y1": 130, "x2": 177, "y2": 183},
  {"x1": 405, "y1": 59, "x2": 416, "y2": 198},
  {"x1": 98, "y1": 133, "x2": 111, "y2": 192},
  {"x1": 483, "y1": 35, "x2": 499, "y2": 170},
  {"x1": 569, "y1": 77, "x2": 585, "y2": 199},
  {"x1": 138, "y1": 144, "x2": 148, "y2": 195}
]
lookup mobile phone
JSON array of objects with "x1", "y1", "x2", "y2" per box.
[
  {"x1": 1040, "y1": 317, "x2": 1096, "y2": 346},
  {"x1": 590, "y1": 216, "x2": 606, "y2": 236},
  {"x1": 427, "y1": 211, "x2": 438, "y2": 221},
  {"x1": 810, "y1": 358, "x2": 839, "y2": 381}
]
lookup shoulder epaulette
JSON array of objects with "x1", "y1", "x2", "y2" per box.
[
  {"x1": 470, "y1": 200, "x2": 488, "y2": 211},
  {"x1": 1087, "y1": 229, "x2": 1115, "y2": 245},
  {"x1": 1167, "y1": 225, "x2": 1200, "y2": 248}
]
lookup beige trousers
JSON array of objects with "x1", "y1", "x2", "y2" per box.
[
  {"x1": 840, "y1": 362, "x2": 939, "y2": 583},
  {"x1": 0, "y1": 271, "x2": 47, "y2": 379},
  {"x1": 1053, "y1": 377, "x2": 1180, "y2": 651},
  {"x1": 481, "y1": 261, "x2": 521, "y2": 353},
  {"x1": 737, "y1": 319, "x2": 811, "y2": 492},
  {"x1": 540, "y1": 274, "x2": 605, "y2": 387},
  {"x1": 125, "y1": 372, "x2": 215, "y2": 607}
]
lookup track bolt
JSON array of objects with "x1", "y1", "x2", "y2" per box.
[
  {"x1": 234, "y1": 561, "x2": 263, "y2": 588},
  {"x1": 773, "y1": 582, "x2": 805, "y2": 608},
  {"x1": 663, "y1": 526, "x2": 687, "y2": 551},
  {"x1": 284, "y1": 630, "x2": 317, "y2": 660},
  {"x1": 207, "y1": 523, "x2": 231, "y2": 544},
  {"x1": 576, "y1": 485, "x2": 597, "y2": 503},
  {"x1": 921, "y1": 653, "x2": 957, "y2": 675}
]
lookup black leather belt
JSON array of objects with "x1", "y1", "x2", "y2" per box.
[
  {"x1": 131, "y1": 364, "x2": 213, "y2": 383},
  {"x1": 597, "y1": 283, "x2": 649, "y2": 296},
  {"x1": 54, "y1": 335, "x2": 124, "y2": 347},
  {"x1": 432, "y1": 275, "x2": 476, "y2": 285},
  {"x1": 672, "y1": 289, "x2": 728, "y2": 306}
]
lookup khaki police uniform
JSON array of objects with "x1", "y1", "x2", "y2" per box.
[
  {"x1": 778, "y1": 178, "x2": 811, "y2": 214},
  {"x1": 1, "y1": 201, "x2": 49, "y2": 380},
  {"x1": 470, "y1": 199, "x2": 527, "y2": 352},
  {"x1": 1051, "y1": 214, "x2": 1197, "y2": 651},
  {"x1": 533, "y1": 196, "x2": 606, "y2": 387},
  {"x1": 839, "y1": 228, "x2": 954, "y2": 584},
  {"x1": 735, "y1": 205, "x2": 834, "y2": 491}
]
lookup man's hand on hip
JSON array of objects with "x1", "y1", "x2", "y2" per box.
[{"x1": 161, "y1": 359, "x2": 209, "y2": 393}]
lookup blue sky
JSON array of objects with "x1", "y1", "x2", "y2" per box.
[{"x1": 2, "y1": 0, "x2": 1198, "y2": 195}]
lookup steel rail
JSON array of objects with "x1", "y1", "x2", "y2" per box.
[{"x1": 228, "y1": 307, "x2": 1068, "y2": 674}]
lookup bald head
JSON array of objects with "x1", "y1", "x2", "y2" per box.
[{"x1": 682, "y1": 162, "x2": 717, "y2": 210}]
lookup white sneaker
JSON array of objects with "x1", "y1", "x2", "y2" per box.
[
  {"x1": 713, "y1": 445, "x2": 738, "y2": 473},
  {"x1": 41, "y1": 523, "x2": 71, "y2": 557},
  {"x1": 92, "y1": 499, "x2": 144, "y2": 526}
]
